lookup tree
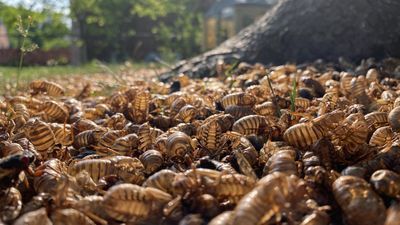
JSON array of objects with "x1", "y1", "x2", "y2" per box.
[
  {"x1": 0, "y1": 2, "x2": 70, "y2": 50},
  {"x1": 133, "y1": 0, "x2": 204, "y2": 60},
  {"x1": 70, "y1": 0, "x2": 204, "y2": 62},
  {"x1": 163, "y1": 0, "x2": 400, "y2": 80}
]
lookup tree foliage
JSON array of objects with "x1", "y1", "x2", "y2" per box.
[
  {"x1": 146, "y1": 0, "x2": 203, "y2": 60},
  {"x1": 0, "y1": 2, "x2": 70, "y2": 50},
  {"x1": 70, "y1": 0, "x2": 204, "y2": 61}
]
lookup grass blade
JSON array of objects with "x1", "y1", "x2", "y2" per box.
[
  {"x1": 265, "y1": 72, "x2": 281, "y2": 117},
  {"x1": 290, "y1": 78, "x2": 297, "y2": 112}
]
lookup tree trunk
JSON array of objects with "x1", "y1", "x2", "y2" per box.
[{"x1": 161, "y1": 0, "x2": 400, "y2": 80}]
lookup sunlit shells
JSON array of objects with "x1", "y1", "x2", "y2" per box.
[{"x1": 2, "y1": 58, "x2": 400, "y2": 225}]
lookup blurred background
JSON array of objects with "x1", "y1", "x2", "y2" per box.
[{"x1": 0, "y1": 0, "x2": 278, "y2": 66}]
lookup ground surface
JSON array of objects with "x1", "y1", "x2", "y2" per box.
[{"x1": 0, "y1": 62, "x2": 164, "y2": 94}]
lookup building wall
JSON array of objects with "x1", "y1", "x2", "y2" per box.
[
  {"x1": 219, "y1": 19, "x2": 235, "y2": 44},
  {"x1": 204, "y1": 18, "x2": 218, "y2": 50},
  {"x1": 0, "y1": 23, "x2": 10, "y2": 49},
  {"x1": 204, "y1": 17, "x2": 235, "y2": 50},
  {"x1": 203, "y1": 3, "x2": 272, "y2": 50}
]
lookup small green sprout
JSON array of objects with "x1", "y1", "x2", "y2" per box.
[{"x1": 16, "y1": 15, "x2": 38, "y2": 90}]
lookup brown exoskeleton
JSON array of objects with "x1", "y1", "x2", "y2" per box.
[{"x1": 333, "y1": 176, "x2": 386, "y2": 225}]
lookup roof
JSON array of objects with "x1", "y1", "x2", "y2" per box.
[{"x1": 205, "y1": 0, "x2": 277, "y2": 18}]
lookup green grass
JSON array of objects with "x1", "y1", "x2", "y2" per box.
[
  {"x1": 1, "y1": 63, "x2": 114, "y2": 80},
  {"x1": 0, "y1": 61, "x2": 162, "y2": 93}
]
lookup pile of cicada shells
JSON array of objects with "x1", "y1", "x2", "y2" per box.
[{"x1": 1, "y1": 58, "x2": 400, "y2": 225}]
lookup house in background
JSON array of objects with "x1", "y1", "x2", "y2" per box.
[
  {"x1": 0, "y1": 20, "x2": 10, "y2": 49},
  {"x1": 203, "y1": 0, "x2": 278, "y2": 50}
]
